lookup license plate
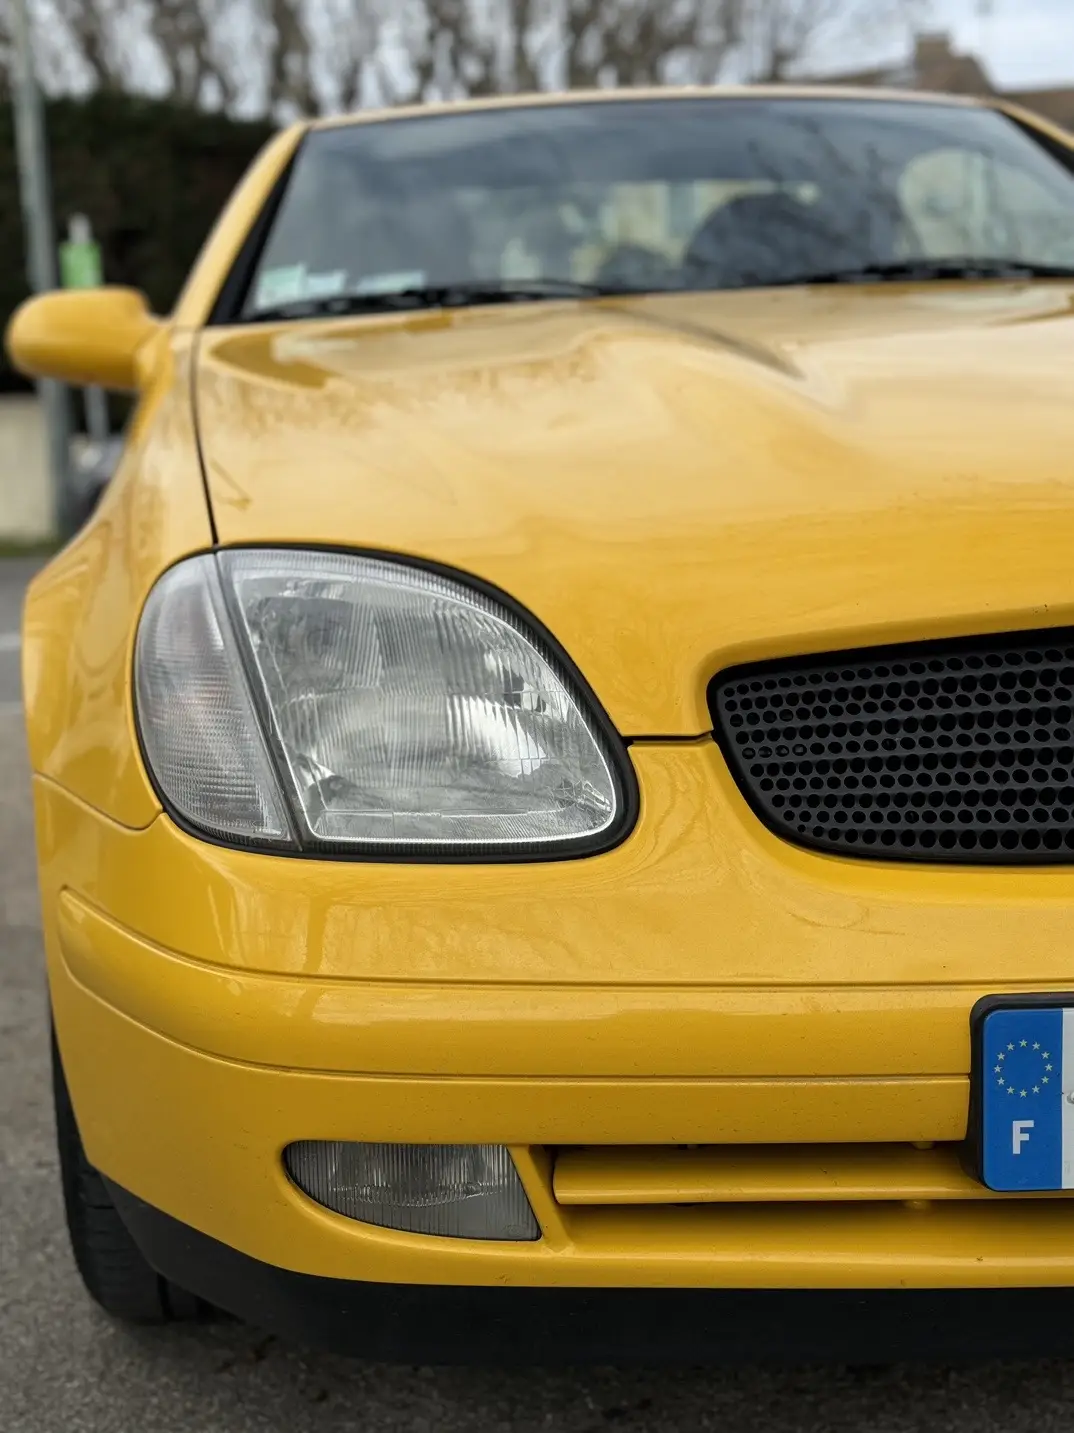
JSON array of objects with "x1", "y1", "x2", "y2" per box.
[{"x1": 974, "y1": 996, "x2": 1074, "y2": 1192}]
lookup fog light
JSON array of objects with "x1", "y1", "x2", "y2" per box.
[{"x1": 284, "y1": 1142, "x2": 541, "y2": 1241}]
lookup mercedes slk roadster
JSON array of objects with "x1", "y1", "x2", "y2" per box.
[{"x1": 11, "y1": 86, "x2": 1074, "y2": 1361}]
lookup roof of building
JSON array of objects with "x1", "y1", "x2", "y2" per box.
[{"x1": 808, "y1": 30, "x2": 1073, "y2": 134}]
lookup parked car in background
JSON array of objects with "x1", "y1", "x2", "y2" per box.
[
  {"x1": 69, "y1": 435, "x2": 124, "y2": 529},
  {"x1": 9, "y1": 87, "x2": 1074, "y2": 1363}
]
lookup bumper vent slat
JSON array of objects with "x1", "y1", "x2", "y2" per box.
[
  {"x1": 553, "y1": 1145, "x2": 1041, "y2": 1205},
  {"x1": 711, "y1": 628, "x2": 1074, "y2": 863}
]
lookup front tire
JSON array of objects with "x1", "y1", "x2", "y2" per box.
[{"x1": 51, "y1": 1028, "x2": 201, "y2": 1323}]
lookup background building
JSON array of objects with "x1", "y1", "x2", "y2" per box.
[{"x1": 814, "y1": 29, "x2": 1074, "y2": 129}]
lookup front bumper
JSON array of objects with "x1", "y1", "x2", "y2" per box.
[
  {"x1": 105, "y1": 1182, "x2": 1074, "y2": 1362},
  {"x1": 40, "y1": 740, "x2": 1074, "y2": 1308}
]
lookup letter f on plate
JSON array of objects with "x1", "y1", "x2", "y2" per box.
[{"x1": 1012, "y1": 1119, "x2": 1035, "y2": 1154}]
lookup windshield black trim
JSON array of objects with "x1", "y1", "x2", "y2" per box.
[{"x1": 207, "y1": 134, "x2": 308, "y2": 326}]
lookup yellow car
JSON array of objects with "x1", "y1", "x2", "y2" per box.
[{"x1": 12, "y1": 87, "x2": 1074, "y2": 1362}]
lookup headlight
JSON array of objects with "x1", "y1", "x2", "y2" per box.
[{"x1": 134, "y1": 549, "x2": 633, "y2": 857}]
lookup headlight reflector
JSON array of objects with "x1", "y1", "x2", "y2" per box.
[{"x1": 135, "y1": 550, "x2": 629, "y2": 856}]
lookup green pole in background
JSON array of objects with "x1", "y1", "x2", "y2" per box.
[{"x1": 60, "y1": 214, "x2": 110, "y2": 446}]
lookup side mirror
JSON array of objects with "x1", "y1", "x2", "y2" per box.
[{"x1": 5, "y1": 287, "x2": 163, "y2": 392}]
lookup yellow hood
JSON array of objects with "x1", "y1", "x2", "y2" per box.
[{"x1": 195, "y1": 282, "x2": 1074, "y2": 736}]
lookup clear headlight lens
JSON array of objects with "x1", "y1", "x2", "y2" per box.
[
  {"x1": 135, "y1": 549, "x2": 628, "y2": 855},
  {"x1": 134, "y1": 557, "x2": 292, "y2": 845},
  {"x1": 284, "y1": 1142, "x2": 540, "y2": 1240}
]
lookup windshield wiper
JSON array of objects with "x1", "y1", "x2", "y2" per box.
[
  {"x1": 766, "y1": 258, "x2": 1074, "y2": 287},
  {"x1": 248, "y1": 277, "x2": 634, "y2": 322}
]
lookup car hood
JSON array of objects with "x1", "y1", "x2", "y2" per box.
[{"x1": 195, "y1": 282, "x2": 1074, "y2": 736}]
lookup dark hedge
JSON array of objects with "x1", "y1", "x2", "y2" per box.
[{"x1": 0, "y1": 91, "x2": 274, "y2": 391}]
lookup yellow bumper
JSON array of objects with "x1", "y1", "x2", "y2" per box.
[{"x1": 40, "y1": 742, "x2": 1074, "y2": 1290}]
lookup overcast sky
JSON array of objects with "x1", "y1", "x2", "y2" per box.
[{"x1": 939, "y1": 0, "x2": 1074, "y2": 87}]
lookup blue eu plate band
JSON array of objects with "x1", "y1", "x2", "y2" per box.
[{"x1": 971, "y1": 994, "x2": 1074, "y2": 1193}]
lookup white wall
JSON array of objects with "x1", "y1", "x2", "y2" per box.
[{"x1": 0, "y1": 394, "x2": 53, "y2": 542}]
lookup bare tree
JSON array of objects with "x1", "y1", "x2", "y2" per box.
[
  {"x1": 4, "y1": 0, "x2": 930, "y2": 114},
  {"x1": 10, "y1": 0, "x2": 244, "y2": 103},
  {"x1": 558, "y1": 0, "x2": 744, "y2": 88},
  {"x1": 38, "y1": 0, "x2": 126, "y2": 89},
  {"x1": 368, "y1": 0, "x2": 743, "y2": 99},
  {"x1": 506, "y1": 0, "x2": 546, "y2": 92},
  {"x1": 367, "y1": 0, "x2": 513, "y2": 104},
  {"x1": 740, "y1": 0, "x2": 925, "y2": 82},
  {"x1": 255, "y1": 0, "x2": 315, "y2": 114},
  {"x1": 313, "y1": 0, "x2": 383, "y2": 110},
  {"x1": 148, "y1": 0, "x2": 234, "y2": 106},
  {"x1": 363, "y1": 0, "x2": 926, "y2": 104}
]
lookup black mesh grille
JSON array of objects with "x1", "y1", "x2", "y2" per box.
[{"x1": 710, "y1": 629, "x2": 1074, "y2": 864}]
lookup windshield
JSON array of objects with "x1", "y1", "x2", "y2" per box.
[{"x1": 240, "y1": 97, "x2": 1074, "y2": 317}]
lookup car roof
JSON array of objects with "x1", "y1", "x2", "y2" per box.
[{"x1": 309, "y1": 84, "x2": 986, "y2": 132}]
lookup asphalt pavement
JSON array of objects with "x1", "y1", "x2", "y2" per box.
[{"x1": 2, "y1": 554, "x2": 1073, "y2": 1431}]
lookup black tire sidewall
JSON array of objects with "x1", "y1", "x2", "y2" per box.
[{"x1": 50, "y1": 1024, "x2": 196, "y2": 1323}]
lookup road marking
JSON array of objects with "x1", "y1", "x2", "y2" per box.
[{"x1": 0, "y1": 632, "x2": 20, "y2": 653}]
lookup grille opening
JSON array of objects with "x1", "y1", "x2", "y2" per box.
[{"x1": 710, "y1": 628, "x2": 1074, "y2": 863}]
